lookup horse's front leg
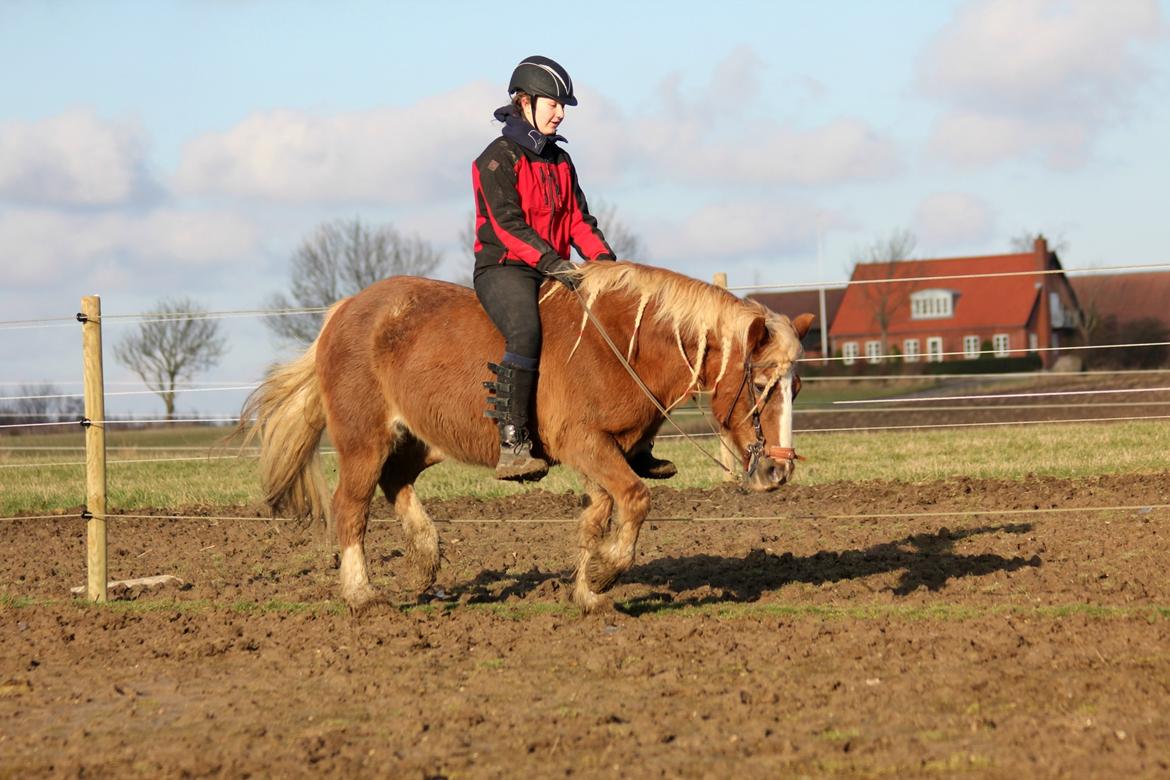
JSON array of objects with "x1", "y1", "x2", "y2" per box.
[
  {"x1": 573, "y1": 477, "x2": 615, "y2": 612},
  {"x1": 570, "y1": 444, "x2": 651, "y2": 613}
]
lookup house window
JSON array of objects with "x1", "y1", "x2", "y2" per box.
[
  {"x1": 926, "y1": 336, "x2": 943, "y2": 362},
  {"x1": 842, "y1": 342, "x2": 858, "y2": 365},
  {"x1": 910, "y1": 289, "x2": 955, "y2": 320},
  {"x1": 903, "y1": 338, "x2": 920, "y2": 363},
  {"x1": 963, "y1": 335, "x2": 980, "y2": 359},
  {"x1": 1029, "y1": 333, "x2": 1038, "y2": 353},
  {"x1": 993, "y1": 334, "x2": 1010, "y2": 357},
  {"x1": 865, "y1": 340, "x2": 882, "y2": 364}
]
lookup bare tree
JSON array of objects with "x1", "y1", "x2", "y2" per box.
[
  {"x1": 855, "y1": 228, "x2": 920, "y2": 357},
  {"x1": 113, "y1": 298, "x2": 227, "y2": 421},
  {"x1": 267, "y1": 218, "x2": 442, "y2": 345},
  {"x1": 591, "y1": 199, "x2": 646, "y2": 260},
  {"x1": 1009, "y1": 230, "x2": 1069, "y2": 255},
  {"x1": 0, "y1": 383, "x2": 84, "y2": 431}
]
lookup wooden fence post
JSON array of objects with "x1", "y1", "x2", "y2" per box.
[
  {"x1": 711, "y1": 273, "x2": 739, "y2": 482},
  {"x1": 81, "y1": 295, "x2": 107, "y2": 603}
]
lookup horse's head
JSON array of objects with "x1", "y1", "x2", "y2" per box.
[{"x1": 713, "y1": 310, "x2": 815, "y2": 492}]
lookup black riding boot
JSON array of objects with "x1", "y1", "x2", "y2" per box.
[
  {"x1": 485, "y1": 362, "x2": 549, "y2": 482},
  {"x1": 628, "y1": 440, "x2": 677, "y2": 479}
]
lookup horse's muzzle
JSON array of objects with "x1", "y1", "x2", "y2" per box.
[{"x1": 746, "y1": 454, "x2": 795, "y2": 492}]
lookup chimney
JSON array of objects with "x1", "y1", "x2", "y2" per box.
[{"x1": 1033, "y1": 234, "x2": 1048, "y2": 267}]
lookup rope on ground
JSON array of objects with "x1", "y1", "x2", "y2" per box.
[{"x1": 4, "y1": 503, "x2": 1168, "y2": 524}]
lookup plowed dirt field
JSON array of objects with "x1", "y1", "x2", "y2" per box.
[{"x1": 3, "y1": 472, "x2": 1170, "y2": 777}]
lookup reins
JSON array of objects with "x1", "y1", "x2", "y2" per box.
[{"x1": 565, "y1": 284, "x2": 738, "y2": 475}]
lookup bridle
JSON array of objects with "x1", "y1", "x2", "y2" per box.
[{"x1": 720, "y1": 355, "x2": 799, "y2": 478}]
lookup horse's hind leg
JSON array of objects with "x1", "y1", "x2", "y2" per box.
[
  {"x1": 573, "y1": 478, "x2": 615, "y2": 612},
  {"x1": 378, "y1": 432, "x2": 441, "y2": 594},
  {"x1": 331, "y1": 416, "x2": 397, "y2": 611}
]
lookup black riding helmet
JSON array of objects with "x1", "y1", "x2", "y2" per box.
[{"x1": 508, "y1": 55, "x2": 577, "y2": 107}]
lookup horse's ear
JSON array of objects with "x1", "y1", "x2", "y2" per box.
[
  {"x1": 746, "y1": 316, "x2": 768, "y2": 349},
  {"x1": 791, "y1": 312, "x2": 815, "y2": 340}
]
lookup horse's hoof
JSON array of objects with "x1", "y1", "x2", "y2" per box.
[
  {"x1": 573, "y1": 586, "x2": 613, "y2": 615},
  {"x1": 343, "y1": 584, "x2": 378, "y2": 615}
]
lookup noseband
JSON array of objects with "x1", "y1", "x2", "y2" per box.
[{"x1": 721, "y1": 356, "x2": 798, "y2": 478}]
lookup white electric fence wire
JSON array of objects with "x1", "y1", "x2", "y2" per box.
[
  {"x1": 3, "y1": 262, "x2": 1168, "y2": 331},
  {"x1": 3, "y1": 503, "x2": 1168, "y2": 524},
  {"x1": 805, "y1": 340, "x2": 1170, "y2": 364},
  {"x1": 655, "y1": 413, "x2": 1170, "y2": 438},
  {"x1": 0, "y1": 385, "x2": 259, "y2": 403},
  {"x1": 834, "y1": 386, "x2": 1170, "y2": 405},
  {"x1": 801, "y1": 368, "x2": 1170, "y2": 381},
  {"x1": 729, "y1": 261, "x2": 1170, "y2": 294}
]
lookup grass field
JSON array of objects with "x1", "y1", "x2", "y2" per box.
[{"x1": 2, "y1": 417, "x2": 1168, "y2": 515}]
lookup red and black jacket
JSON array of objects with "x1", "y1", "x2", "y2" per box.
[{"x1": 472, "y1": 107, "x2": 614, "y2": 275}]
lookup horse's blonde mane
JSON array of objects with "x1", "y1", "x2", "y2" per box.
[
  {"x1": 578, "y1": 261, "x2": 765, "y2": 347},
  {"x1": 566, "y1": 261, "x2": 775, "y2": 397}
]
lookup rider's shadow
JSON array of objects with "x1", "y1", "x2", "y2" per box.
[{"x1": 452, "y1": 523, "x2": 1042, "y2": 607}]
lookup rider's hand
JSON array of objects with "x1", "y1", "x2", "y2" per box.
[{"x1": 541, "y1": 258, "x2": 580, "y2": 291}]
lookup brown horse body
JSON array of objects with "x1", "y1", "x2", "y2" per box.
[{"x1": 244, "y1": 261, "x2": 812, "y2": 612}]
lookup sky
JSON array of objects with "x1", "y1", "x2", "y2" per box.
[{"x1": 2, "y1": 0, "x2": 1169, "y2": 418}]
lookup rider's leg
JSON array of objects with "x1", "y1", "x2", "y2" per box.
[{"x1": 474, "y1": 265, "x2": 549, "y2": 481}]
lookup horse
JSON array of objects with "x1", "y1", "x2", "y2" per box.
[{"x1": 241, "y1": 261, "x2": 814, "y2": 613}]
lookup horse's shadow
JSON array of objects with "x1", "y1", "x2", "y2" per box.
[{"x1": 452, "y1": 523, "x2": 1042, "y2": 610}]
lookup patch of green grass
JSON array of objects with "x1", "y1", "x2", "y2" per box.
[{"x1": 5, "y1": 416, "x2": 1170, "y2": 516}]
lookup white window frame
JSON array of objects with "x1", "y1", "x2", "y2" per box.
[
  {"x1": 903, "y1": 338, "x2": 920, "y2": 363},
  {"x1": 910, "y1": 289, "x2": 955, "y2": 320},
  {"x1": 926, "y1": 336, "x2": 944, "y2": 363},
  {"x1": 992, "y1": 333, "x2": 1010, "y2": 357},
  {"x1": 842, "y1": 342, "x2": 859, "y2": 366},
  {"x1": 963, "y1": 335, "x2": 980, "y2": 359},
  {"x1": 865, "y1": 340, "x2": 882, "y2": 364}
]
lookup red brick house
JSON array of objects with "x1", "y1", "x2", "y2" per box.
[
  {"x1": 828, "y1": 237, "x2": 1081, "y2": 368},
  {"x1": 750, "y1": 286, "x2": 846, "y2": 360}
]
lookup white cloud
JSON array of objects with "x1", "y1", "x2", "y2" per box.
[
  {"x1": 0, "y1": 109, "x2": 155, "y2": 206},
  {"x1": 914, "y1": 192, "x2": 995, "y2": 250},
  {"x1": 920, "y1": 0, "x2": 1165, "y2": 167},
  {"x1": 928, "y1": 111, "x2": 1089, "y2": 168},
  {"x1": 645, "y1": 201, "x2": 835, "y2": 263},
  {"x1": 0, "y1": 208, "x2": 259, "y2": 287},
  {"x1": 176, "y1": 51, "x2": 899, "y2": 203},
  {"x1": 175, "y1": 81, "x2": 499, "y2": 204}
]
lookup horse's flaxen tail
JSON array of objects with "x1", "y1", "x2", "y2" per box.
[{"x1": 238, "y1": 307, "x2": 342, "y2": 530}]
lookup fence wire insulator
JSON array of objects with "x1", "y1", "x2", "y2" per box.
[
  {"x1": 76, "y1": 312, "x2": 88, "y2": 324},
  {"x1": 81, "y1": 509, "x2": 93, "y2": 520},
  {"x1": 79, "y1": 417, "x2": 92, "y2": 428}
]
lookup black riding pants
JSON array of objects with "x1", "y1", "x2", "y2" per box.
[{"x1": 474, "y1": 264, "x2": 544, "y2": 365}]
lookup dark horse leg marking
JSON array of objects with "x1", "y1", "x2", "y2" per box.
[{"x1": 377, "y1": 429, "x2": 440, "y2": 595}]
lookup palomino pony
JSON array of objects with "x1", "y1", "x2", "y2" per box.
[{"x1": 242, "y1": 261, "x2": 813, "y2": 612}]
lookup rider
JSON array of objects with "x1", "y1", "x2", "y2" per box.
[{"x1": 472, "y1": 55, "x2": 676, "y2": 481}]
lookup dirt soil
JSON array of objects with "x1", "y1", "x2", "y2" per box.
[{"x1": 3, "y1": 472, "x2": 1170, "y2": 778}]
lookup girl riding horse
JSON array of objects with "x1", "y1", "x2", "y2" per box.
[{"x1": 472, "y1": 55, "x2": 675, "y2": 482}]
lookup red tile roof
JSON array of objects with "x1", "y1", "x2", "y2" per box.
[
  {"x1": 749, "y1": 287, "x2": 845, "y2": 323},
  {"x1": 1071, "y1": 272, "x2": 1170, "y2": 327},
  {"x1": 829, "y1": 252, "x2": 1046, "y2": 337}
]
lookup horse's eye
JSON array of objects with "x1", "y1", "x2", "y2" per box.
[{"x1": 753, "y1": 382, "x2": 769, "y2": 394}]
